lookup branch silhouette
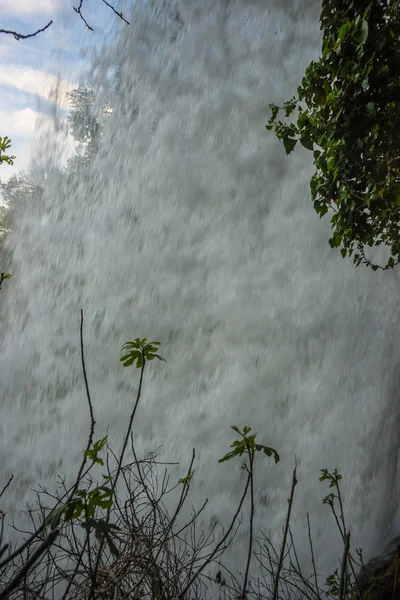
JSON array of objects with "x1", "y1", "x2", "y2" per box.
[
  {"x1": 1, "y1": 0, "x2": 129, "y2": 42},
  {"x1": 0, "y1": 21, "x2": 53, "y2": 41},
  {"x1": 74, "y1": 0, "x2": 129, "y2": 31}
]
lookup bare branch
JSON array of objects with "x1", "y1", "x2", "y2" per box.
[
  {"x1": 0, "y1": 476, "x2": 13, "y2": 500},
  {"x1": 338, "y1": 532, "x2": 351, "y2": 600},
  {"x1": 74, "y1": 0, "x2": 129, "y2": 31},
  {"x1": 307, "y1": 513, "x2": 320, "y2": 599},
  {"x1": 273, "y1": 462, "x2": 298, "y2": 600},
  {"x1": 242, "y1": 446, "x2": 255, "y2": 599},
  {"x1": 101, "y1": 0, "x2": 130, "y2": 25},
  {"x1": 73, "y1": 0, "x2": 94, "y2": 31},
  {"x1": 0, "y1": 530, "x2": 59, "y2": 600},
  {"x1": 0, "y1": 21, "x2": 53, "y2": 41}
]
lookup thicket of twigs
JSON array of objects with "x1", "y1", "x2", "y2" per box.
[{"x1": 0, "y1": 312, "x2": 373, "y2": 600}]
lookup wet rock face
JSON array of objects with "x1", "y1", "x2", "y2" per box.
[{"x1": 357, "y1": 536, "x2": 400, "y2": 600}]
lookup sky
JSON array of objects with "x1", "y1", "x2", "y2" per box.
[{"x1": 1, "y1": 0, "x2": 130, "y2": 180}]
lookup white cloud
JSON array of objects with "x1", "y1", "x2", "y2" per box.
[
  {"x1": 0, "y1": 108, "x2": 46, "y2": 135},
  {"x1": 0, "y1": 65, "x2": 73, "y2": 109},
  {"x1": 1, "y1": 0, "x2": 59, "y2": 15},
  {"x1": 0, "y1": 108, "x2": 76, "y2": 181}
]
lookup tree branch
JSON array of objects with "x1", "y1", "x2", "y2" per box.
[
  {"x1": 101, "y1": 0, "x2": 130, "y2": 25},
  {"x1": 74, "y1": 0, "x2": 129, "y2": 31},
  {"x1": 0, "y1": 21, "x2": 53, "y2": 41},
  {"x1": 73, "y1": 0, "x2": 94, "y2": 32}
]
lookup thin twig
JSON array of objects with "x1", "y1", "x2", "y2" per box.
[
  {"x1": 242, "y1": 447, "x2": 255, "y2": 599},
  {"x1": 132, "y1": 450, "x2": 196, "y2": 599},
  {"x1": 0, "y1": 524, "x2": 46, "y2": 571},
  {"x1": 68, "y1": 309, "x2": 96, "y2": 500},
  {"x1": 0, "y1": 21, "x2": 53, "y2": 41},
  {"x1": 0, "y1": 530, "x2": 59, "y2": 600},
  {"x1": 391, "y1": 549, "x2": 400, "y2": 600},
  {"x1": 178, "y1": 468, "x2": 252, "y2": 599},
  {"x1": 101, "y1": 0, "x2": 130, "y2": 24},
  {"x1": 89, "y1": 349, "x2": 147, "y2": 599},
  {"x1": 74, "y1": 0, "x2": 129, "y2": 31},
  {"x1": 307, "y1": 513, "x2": 320, "y2": 599},
  {"x1": 272, "y1": 463, "x2": 298, "y2": 600},
  {"x1": 0, "y1": 476, "x2": 14, "y2": 500},
  {"x1": 339, "y1": 532, "x2": 351, "y2": 600},
  {"x1": 73, "y1": 0, "x2": 94, "y2": 30}
]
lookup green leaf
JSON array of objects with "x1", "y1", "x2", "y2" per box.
[
  {"x1": 178, "y1": 470, "x2": 195, "y2": 485},
  {"x1": 254, "y1": 444, "x2": 280, "y2": 464},
  {"x1": 120, "y1": 352, "x2": 140, "y2": 362},
  {"x1": 337, "y1": 22, "x2": 349, "y2": 42},
  {"x1": 106, "y1": 534, "x2": 120, "y2": 558},
  {"x1": 354, "y1": 20, "x2": 368, "y2": 44},
  {"x1": 318, "y1": 205, "x2": 328, "y2": 217},
  {"x1": 153, "y1": 354, "x2": 167, "y2": 362},
  {"x1": 313, "y1": 87, "x2": 326, "y2": 106},
  {"x1": 300, "y1": 136, "x2": 313, "y2": 151},
  {"x1": 283, "y1": 137, "x2": 297, "y2": 155},
  {"x1": 46, "y1": 507, "x2": 64, "y2": 531},
  {"x1": 121, "y1": 357, "x2": 134, "y2": 367},
  {"x1": 218, "y1": 451, "x2": 237, "y2": 463},
  {"x1": 366, "y1": 102, "x2": 375, "y2": 116}
]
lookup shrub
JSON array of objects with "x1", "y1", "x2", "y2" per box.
[{"x1": 266, "y1": 0, "x2": 400, "y2": 271}]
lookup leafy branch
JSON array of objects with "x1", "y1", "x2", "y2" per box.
[
  {"x1": 266, "y1": 0, "x2": 400, "y2": 271},
  {"x1": 0, "y1": 137, "x2": 15, "y2": 167}
]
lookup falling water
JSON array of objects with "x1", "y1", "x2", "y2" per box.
[{"x1": 1, "y1": 0, "x2": 400, "y2": 584}]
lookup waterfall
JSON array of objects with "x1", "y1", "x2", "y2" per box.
[{"x1": 1, "y1": 0, "x2": 400, "y2": 584}]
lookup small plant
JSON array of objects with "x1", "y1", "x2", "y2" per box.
[
  {"x1": 0, "y1": 137, "x2": 15, "y2": 167},
  {"x1": 44, "y1": 435, "x2": 121, "y2": 558},
  {"x1": 120, "y1": 338, "x2": 167, "y2": 368},
  {"x1": 320, "y1": 468, "x2": 364, "y2": 600},
  {"x1": 219, "y1": 426, "x2": 280, "y2": 600},
  {"x1": 219, "y1": 425, "x2": 279, "y2": 468}
]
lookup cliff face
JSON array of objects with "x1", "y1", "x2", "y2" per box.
[{"x1": 357, "y1": 536, "x2": 400, "y2": 600}]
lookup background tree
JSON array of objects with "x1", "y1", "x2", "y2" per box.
[{"x1": 266, "y1": 0, "x2": 400, "y2": 271}]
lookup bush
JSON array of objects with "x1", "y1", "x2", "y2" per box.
[{"x1": 266, "y1": 0, "x2": 400, "y2": 271}]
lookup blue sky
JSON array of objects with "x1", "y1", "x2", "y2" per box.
[{"x1": 1, "y1": 0, "x2": 130, "y2": 179}]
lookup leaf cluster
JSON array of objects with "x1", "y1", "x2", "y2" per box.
[
  {"x1": 0, "y1": 137, "x2": 16, "y2": 166},
  {"x1": 45, "y1": 436, "x2": 120, "y2": 557},
  {"x1": 218, "y1": 425, "x2": 280, "y2": 469},
  {"x1": 120, "y1": 338, "x2": 166, "y2": 368},
  {"x1": 267, "y1": 0, "x2": 400, "y2": 270}
]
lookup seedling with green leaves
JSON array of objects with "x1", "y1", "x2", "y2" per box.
[
  {"x1": 219, "y1": 425, "x2": 280, "y2": 469},
  {"x1": 44, "y1": 435, "x2": 121, "y2": 557},
  {"x1": 0, "y1": 137, "x2": 15, "y2": 167},
  {"x1": 320, "y1": 468, "x2": 364, "y2": 600},
  {"x1": 120, "y1": 338, "x2": 167, "y2": 368}
]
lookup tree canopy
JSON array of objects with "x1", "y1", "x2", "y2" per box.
[{"x1": 267, "y1": 0, "x2": 400, "y2": 271}]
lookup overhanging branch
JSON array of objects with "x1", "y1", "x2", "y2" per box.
[{"x1": 0, "y1": 20, "x2": 53, "y2": 41}]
